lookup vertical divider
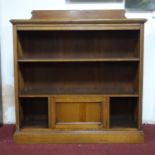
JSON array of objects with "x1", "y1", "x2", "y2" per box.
[
  {"x1": 138, "y1": 24, "x2": 144, "y2": 129},
  {"x1": 103, "y1": 96, "x2": 110, "y2": 128},
  {"x1": 48, "y1": 96, "x2": 56, "y2": 129}
]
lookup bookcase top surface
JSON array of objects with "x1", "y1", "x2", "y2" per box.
[{"x1": 10, "y1": 10, "x2": 146, "y2": 24}]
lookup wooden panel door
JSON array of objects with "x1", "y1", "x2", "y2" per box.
[{"x1": 49, "y1": 95, "x2": 109, "y2": 129}]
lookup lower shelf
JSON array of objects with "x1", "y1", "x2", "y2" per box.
[
  {"x1": 14, "y1": 130, "x2": 144, "y2": 144},
  {"x1": 21, "y1": 120, "x2": 48, "y2": 129}
]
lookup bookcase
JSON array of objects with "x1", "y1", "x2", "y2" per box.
[{"x1": 11, "y1": 10, "x2": 146, "y2": 143}]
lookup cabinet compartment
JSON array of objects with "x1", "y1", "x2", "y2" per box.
[
  {"x1": 110, "y1": 97, "x2": 138, "y2": 128},
  {"x1": 19, "y1": 62, "x2": 139, "y2": 95},
  {"x1": 19, "y1": 98, "x2": 48, "y2": 128},
  {"x1": 17, "y1": 30, "x2": 140, "y2": 59}
]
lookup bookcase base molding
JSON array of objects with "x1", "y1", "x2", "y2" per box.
[
  {"x1": 11, "y1": 10, "x2": 146, "y2": 144},
  {"x1": 14, "y1": 130, "x2": 144, "y2": 144}
]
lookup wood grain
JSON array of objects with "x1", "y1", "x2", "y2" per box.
[
  {"x1": 14, "y1": 130, "x2": 144, "y2": 144},
  {"x1": 50, "y1": 95, "x2": 105, "y2": 129},
  {"x1": 31, "y1": 10, "x2": 126, "y2": 19}
]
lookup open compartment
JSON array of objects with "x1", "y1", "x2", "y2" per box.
[
  {"x1": 17, "y1": 30, "x2": 140, "y2": 59},
  {"x1": 18, "y1": 61, "x2": 139, "y2": 95},
  {"x1": 19, "y1": 97, "x2": 48, "y2": 128},
  {"x1": 110, "y1": 97, "x2": 138, "y2": 128}
]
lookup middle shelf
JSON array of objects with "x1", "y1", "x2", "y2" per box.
[{"x1": 17, "y1": 58, "x2": 140, "y2": 63}]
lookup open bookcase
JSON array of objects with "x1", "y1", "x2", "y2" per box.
[{"x1": 11, "y1": 10, "x2": 146, "y2": 143}]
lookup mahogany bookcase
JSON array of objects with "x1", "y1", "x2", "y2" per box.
[{"x1": 11, "y1": 10, "x2": 146, "y2": 143}]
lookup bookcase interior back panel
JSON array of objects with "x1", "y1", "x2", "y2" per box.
[
  {"x1": 17, "y1": 30, "x2": 140, "y2": 59},
  {"x1": 110, "y1": 97, "x2": 138, "y2": 128},
  {"x1": 20, "y1": 98, "x2": 48, "y2": 128},
  {"x1": 19, "y1": 62, "x2": 139, "y2": 95}
]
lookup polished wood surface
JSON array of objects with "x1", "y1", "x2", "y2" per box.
[
  {"x1": 31, "y1": 10, "x2": 126, "y2": 19},
  {"x1": 50, "y1": 95, "x2": 106, "y2": 129},
  {"x1": 11, "y1": 10, "x2": 146, "y2": 24},
  {"x1": 14, "y1": 130, "x2": 144, "y2": 144},
  {"x1": 11, "y1": 10, "x2": 146, "y2": 143}
]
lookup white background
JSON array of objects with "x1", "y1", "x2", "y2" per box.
[{"x1": 0, "y1": 0, "x2": 155, "y2": 124}]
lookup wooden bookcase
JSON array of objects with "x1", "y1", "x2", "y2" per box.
[{"x1": 11, "y1": 10, "x2": 146, "y2": 143}]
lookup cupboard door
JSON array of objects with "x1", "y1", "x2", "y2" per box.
[{"x1": 49, "y1": 95, "x2": 109, "y2": 129}]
